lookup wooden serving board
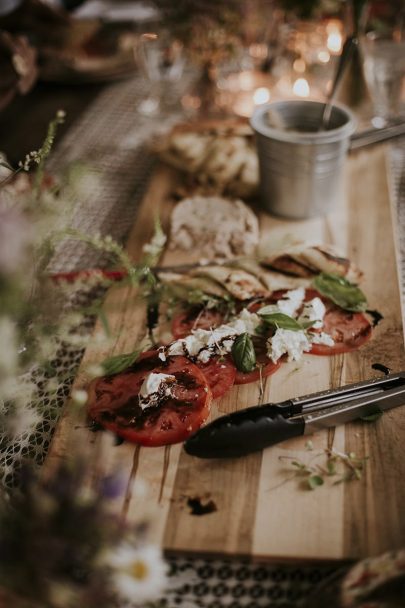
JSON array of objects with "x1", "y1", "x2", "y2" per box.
[{"x1": 46, "y1": 145, "x2": 405, "y2": 563}]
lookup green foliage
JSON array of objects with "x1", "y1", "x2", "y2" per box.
[
  {"x1": 101, "y1": 350, "x2": 141, "y2": 376},
  {"x1": 280, "y1": 446, "x2": 369, "y2": 491}
]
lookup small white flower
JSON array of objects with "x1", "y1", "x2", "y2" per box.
[
  {"x1": 71, "y1": 389, "x2": 88, "y2": 406},
  {"x1": 86, "y1": 364, "x2": 105, "y2": 379},
  {"x1": 142, "y1": 230, "x2": 167, "y2": 258},
  {"x1": 101, "y1": 543, "x2": 167, "y2": 605}
]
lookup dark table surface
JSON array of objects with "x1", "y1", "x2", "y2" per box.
[{"x1": 0, "y1": 81, "x2": 105, "y2": 165}]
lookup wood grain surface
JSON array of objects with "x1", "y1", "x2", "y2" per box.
[{"x1": 46, "y1": 145, "x2": 405, "y2": 563}]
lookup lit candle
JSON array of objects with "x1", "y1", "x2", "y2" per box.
[
  {"x1": 253, "y1": 87, "x2": 270, "y2": 105},
  {"x1": 238, "y1": 71, "x2": 255, "y2": 92},
  {"x1": 293, "y1": 78, "x2": 310, "y2": 98},
  {"x1": 233, "y1": 87, "x2": 271, "y2": 117},
  {"x1": 293, "y1": 58, "x2": 306, "y2": 73},
  {"x1": 318, "y1": 50, "x2": 330, "y2": 63},
  {"x1": 326, "y1": 21, "x2": 343, "y2": 55}
]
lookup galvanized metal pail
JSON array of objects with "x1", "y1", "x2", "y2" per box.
[{"x1": 250, "y1": 100, "x2": 356, "y2": 219}]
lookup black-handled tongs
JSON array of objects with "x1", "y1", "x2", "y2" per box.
[{"x1": 184, "y1": 372, "x2": 405, "y2": 459}]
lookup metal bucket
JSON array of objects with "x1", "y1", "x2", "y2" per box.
[{"x1": 250, "y1": 100, "x2": 356, "y2": 219}]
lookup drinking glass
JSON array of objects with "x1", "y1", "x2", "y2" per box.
[
  {"x1": 360, "y1": 2, "x2": 405, "y2": 127},
  {"x1": 136, "y1": 30, "x2": 184, "y2": 116}
]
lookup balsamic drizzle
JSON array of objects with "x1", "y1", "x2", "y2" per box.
[{"x1": 366, "y1": 309, "x2": 384, "y2": 327}]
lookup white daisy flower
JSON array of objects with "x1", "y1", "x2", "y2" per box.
[
  {"x1": 71, "y1": 389, "x2": 88, "y2": 406},
  {"x1": 101, "y1": 543, "x2": 167, "y2": 606}
]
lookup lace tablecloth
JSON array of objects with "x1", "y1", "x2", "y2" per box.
[{"x1": 6, "y1": 74, "x2": 405, "y2": 608}]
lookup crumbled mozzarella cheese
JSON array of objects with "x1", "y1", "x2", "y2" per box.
[
  {"x1": 234, "y1": 308, "x2": 261, "y2": 334},
  {"x1": 167, "y1": 308, "x2": 261, "y2": 363},
  {"x1": 138, "y1": 373, "x2": 176, "y2": 410},
  {"x1": 277, "y1": 287, "x2": 305, "y2": 317},
  {"x1": 258, "y1": 287, "x2": 305, "y2": 318},
  {"x1": 298, "y1": 297, "x2": 326, "y2": 329},
  {"x1": 168, "y1": 334, "x2": 203, "y2": 358},
  {"x1": 158, "y1": 346, "x2": 166, "y2": 361},
  {"x1": 309, "y1": 331, "x2": 335, "y2": 346},
  {"x1": 267, "y1": 328, "x2": 311, "y2": 363}
]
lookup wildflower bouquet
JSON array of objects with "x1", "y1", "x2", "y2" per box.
[
  {"x1": 0, "y1": 110, "x2": 169, "y2": 488},
  {"x1": 0, "y1": 114, "x2": 170, "y2": 607},
  {"x1": 0, "y1": 444, "x2": 167, "y2": 608}
]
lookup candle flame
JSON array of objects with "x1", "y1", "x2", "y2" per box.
[
  {"x1": 293, "y1": 78, "x2": 310, "y2": 98},
  {"x1": 239, "y1": 71, "x2": 255, "y2": 91},
  {"x1": 253, "y1": 87, "x2": 270, "y2": 105},
  {"x1": 327, "y1": 31, "x2": 342, "y2": 54},
  {"x1": 318, "y1": 50, "x2": 330, "y2": 63},
  {"x1": 293, "y1": 58, "x2": 306, "y2": 73}
]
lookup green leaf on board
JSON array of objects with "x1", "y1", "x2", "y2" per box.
[{"x1": 231, "y1": 333, "x2": 256, "y2": 373}]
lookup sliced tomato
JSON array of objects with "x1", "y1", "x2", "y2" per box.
[
  {"x1": 172, "y1": 307, "x2": 226, "y2": 339},
  {"x1": 250, "y1": 289, "x2": 373, "y2": 357},
  {"x1": 87, "y1": 353, "x2": 212, "y2": 447},
  {"x1": 233, "y1": 336, "x2": 282, "y2": 385},
  {"x1": 196, "y1": 356, "x2": 236, "y2": 399},
  {"x1": 309, "y1": 307, "x2": 372, "y2": 355}
]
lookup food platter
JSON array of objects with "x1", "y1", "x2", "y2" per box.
[{"x1": 45, "y1": 143, "x2": 405, "y2": 562}]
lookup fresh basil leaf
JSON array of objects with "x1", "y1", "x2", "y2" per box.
[
  {"x1": 257, "y1": 310, "x2": 303, "y2": 331},
  {"x1": 254, "y1": 321, "x2": 269, "y2": 336},
  {"x1": 101, "y1": 350, "x2": 140, "y2": 376},
  {"x1": 231, "y1": 333, "x2": 256, "y2": 373},
  {"x1": 300, "y1": 320, "x2": 316, "y2": 330},
  {"x1": 257, "y1": 305, "x2": 277, "y2": 316},
  {"x1": 313, "y1": 272, "x2": 367, "y2": 312}
]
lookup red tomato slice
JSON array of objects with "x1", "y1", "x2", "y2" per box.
[
  {"x1": 309, "y1": 307, "x2": 372, "y2": 355},
  {"x1": 250, "y1": 289, "x2": 373, "y2": 356},
  {"x1": 233, "y1": 336, "x2": 282, "y2": 385},
  {"x1": 172, "y1": 308, "x2": 226, "y2": 339},
  {"x1": 87, "y1": 353, "x2": 212, "y2": 447},
  {"x1": 300, "y1": 288, "x2": 372, "y2": 355},
  {"x1": 173, "y1": 306, "x2": 282, "y2": 386},
  {"x1": 196, "y1": 357, "x2": 236, "y2": 399}
]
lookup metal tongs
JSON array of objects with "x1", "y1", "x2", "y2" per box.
[{"x1": 184, "y1": 372, "x2": 405, "y2": 459}]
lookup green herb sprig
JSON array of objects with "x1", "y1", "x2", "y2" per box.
[
  {"x1": 279, "y1": 446, "x2": 369, "y2": 491},
  {"x1": 101, "y1": 350, "x2": 141, "y2": 376}
]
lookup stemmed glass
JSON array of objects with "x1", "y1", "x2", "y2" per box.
[
  {"x1": 359, "y1": 1, "x2": 405, "y2": 127},
  {"x1": 136, "y1": 30, "x2": 185, "y2": 116}
]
